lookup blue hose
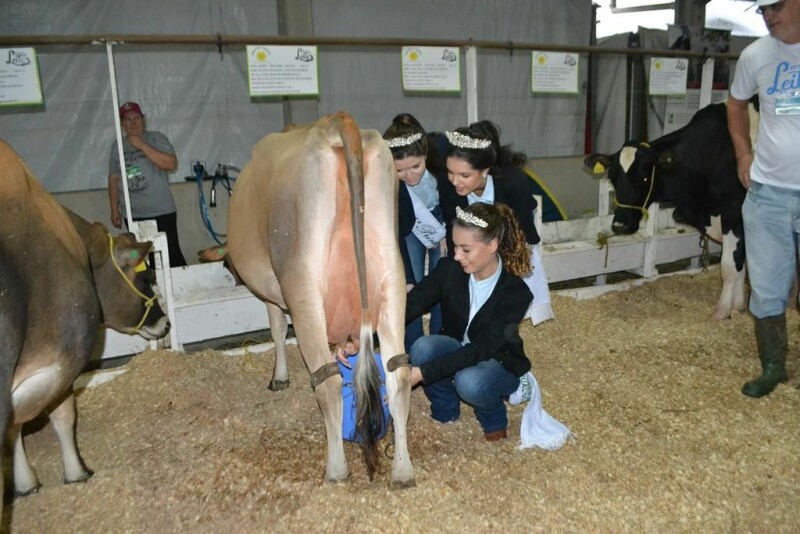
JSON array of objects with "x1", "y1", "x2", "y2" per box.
[{"x1": 194, "y1": 161, "x2": 234, "y2": 245}]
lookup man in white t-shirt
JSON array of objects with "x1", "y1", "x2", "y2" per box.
[{"x1": 727, "y1": 0, "x2": 800, "y2": 397}]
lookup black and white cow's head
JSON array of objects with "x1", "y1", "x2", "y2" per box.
[{"x1": 585, "y1": 142, "x2": 673, "y2": 235}]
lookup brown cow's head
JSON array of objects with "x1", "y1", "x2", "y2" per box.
[
  {"x1": 585, "y1": 142, "x2": 671, "y2": 235},
  {"x1": 84, "y1": 224, "x2": 170, "y2": 340}
]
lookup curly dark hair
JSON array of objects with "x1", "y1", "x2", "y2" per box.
[{"x1": 452, "y1": 202, "x2": 531, "y2": 277}]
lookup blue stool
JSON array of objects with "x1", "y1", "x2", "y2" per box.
[{"x1": 339, "y1": 352, "x2": 391, "y2": 442}]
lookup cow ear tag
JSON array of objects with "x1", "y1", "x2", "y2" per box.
[
  {"x1": 129, "y1": 249, "x2": 146, "y2": 272},
  {"x1": 593, "y1": 161, "x2": 606, "y2": 174}
]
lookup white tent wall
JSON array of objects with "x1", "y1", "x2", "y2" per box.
[
  {"x1": 0, "y1": 0, "x2": 282, "y2": 196},
  {"x1": 592, "y1": 28, "x2": 758, "y2": 155},
  {"x1": 2, "y1": 0, "x2": 609, "y2": 259},
  {"x1": 313, "y1": 0, "x2": 592, "y2": 160}
]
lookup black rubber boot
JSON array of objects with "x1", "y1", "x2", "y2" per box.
[{"x1": 742, "y1": 314, "x2": 789, "y2": 398}]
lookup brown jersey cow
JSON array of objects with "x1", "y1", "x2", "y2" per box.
[
  {"x1": 227, "y1": 112, "x2": 414, "y2": 486},
  {"x1": 0, "y1": 139, "x2": 170, "y2": 513}
]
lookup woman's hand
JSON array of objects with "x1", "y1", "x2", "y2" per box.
[
  {"x1": 410, "y1": 366, "x2": 423, "y2": 387},
  {"x1": 736, "y1": 152, "x2": 753, "y2": 189},
  {"x1": 332, "y1": 340, "x2": 359, "y2": 368}
]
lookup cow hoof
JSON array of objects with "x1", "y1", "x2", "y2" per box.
[
  {"x1": 268, "y1": 379, "x2": 290, "y2": 391},
  {"x1": 66, "y1": 469, "x2": 94, "y2": 485},
  {"x1": 710, "y1": 310, "x2": 731, "y2": 321},
  {"x1": 14, "y1": 484, "x2": 41, "y2": 498},
  {"x1": 324, "y1": 473, "x2": 350, "y2": 484},
  {"x1": 390, "y1": 478, "x2": 416, "y2": 489}
]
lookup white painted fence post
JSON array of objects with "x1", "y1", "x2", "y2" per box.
[
  {"x1": 639, "y1": 202, "x2": 659, "y2": 278},
  {"x1": 466, "y1": 46, "x2": 478, "y2": 124},
  {"x1": 595, "y1": 178, "x2": 613, "y2": 286},
  {"x1": 136, "y1": 220, "x2": 179, "y2": 351}
]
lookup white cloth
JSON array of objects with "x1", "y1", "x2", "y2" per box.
[
  {"x1": 408, "y1": 186, "x2": 446, "y2": 249},
  {"x1": 522, "y1": 243, "x2": 555, "y2": 325},
  {"x1": 516, "y1": 372, "x2": 572, "y2": 451}
]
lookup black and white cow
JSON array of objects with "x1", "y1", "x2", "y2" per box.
[{"x1": 585, "y1": 102, "x2": 747, "y2": 320}]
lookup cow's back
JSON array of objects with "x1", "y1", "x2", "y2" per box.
[
  {"x1": 228, "y1": 121, "x2": 400, "y2": 344},
  {"x1": 654, "y1": 104, "x2": 744, "y2": 233},
  {"x1": 0, "y1": 140, "x2": 99, "y2": 381}
]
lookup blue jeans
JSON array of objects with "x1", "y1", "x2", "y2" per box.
[
  {"x1": 742, "y1": 182, "x2": 800, "y2": 318},
  {"x1": 409, "y1": 335, "x2": 519, "y2": 433},
  {"x1": 404, "y1": 209, "x2": 443, "y2": 351}
]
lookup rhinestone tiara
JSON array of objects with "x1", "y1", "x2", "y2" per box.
[
  {"x1": 386, "y1": 132, "x2": 423, "y2": 148},
  {"x1": 446, "y1": 130, "x2": 491, "y2": 150},
  {"x1": 456, "y1": 206, "x2": 488, "y2": 228}
]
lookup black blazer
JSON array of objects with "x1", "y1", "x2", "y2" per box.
[
  {"x1": 439, "y1": 165, "x2": 540, "y2": 256},
  {"x1": 405, "y1": 258, "x2": 533, "y2": 383},
  {"x1": 398, "y1": 181, "x2": 417, "y2": 284},
  {"x1": 398, "y1": 164, "x2": 446, "y2": 285}
]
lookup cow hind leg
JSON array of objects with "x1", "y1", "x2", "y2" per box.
[
  {"x1": 313, "y1": 373, "x2": 348, "y2": 482},
  {"x1": 712, "y1": 232, "x2": 746, "y2": 321},
  {"x1": 49, "y1": 390, "x2": 93, "y2": 484},
  {"x1": 384, "y1": 365, "x2": 415, "y2": 488},
  {"x1": 266, "y1": 303, "x2": 290, "y2": 391},
  {"x1": 9, "y1": 424, "x2": 40, "y2": 496}
]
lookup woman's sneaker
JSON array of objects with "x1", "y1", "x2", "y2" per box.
[{"x1": 509, "y1": 374, "x2": 532, "y2": 406}]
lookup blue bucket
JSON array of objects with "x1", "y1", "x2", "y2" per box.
[{"x1": 339, "y1": 352, "x2": 391, "y2": 442}]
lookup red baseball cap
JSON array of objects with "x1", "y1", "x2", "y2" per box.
[{"x1": 119, "y1": 101, "x2": 143, "y2": 119}]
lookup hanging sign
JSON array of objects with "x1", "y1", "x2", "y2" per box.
[
  {"x1": 401, "y1": 46, "x2": 461, "y2": 93},
  {"x1": 247, "y1": 45, "x2": 319, "y2": 97},
  {"x1": 649, "y1": 57, "x2": 688, "y2": 96},
  {"x1": 0, "y1": 47, "x2": 43, "y2": 106},
  {"x1": 531, "y1": 51, "x2": 579, "y2": 94}
]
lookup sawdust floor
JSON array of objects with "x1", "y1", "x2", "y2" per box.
[{"x1": 5, "y1": 269, "x2": 800, "y2": 533}]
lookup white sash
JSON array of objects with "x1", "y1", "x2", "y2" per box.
[{"x1": 408, "y1": 187, "x2": 446, "y2": 249}]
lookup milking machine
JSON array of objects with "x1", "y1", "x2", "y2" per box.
[{"x1": 188, "y1": 161, "x2": 240, "y2": 245}]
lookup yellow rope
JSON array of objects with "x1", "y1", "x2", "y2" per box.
[
  {"x1": 611, "y1": 166, "x2": 657, "y2": 221},
  {"x1": 107, "y1": 233, "x2": 156, "y2": 331},
  {"x1": 596, "y1": 232, "x2": 611, "y2": 268}
]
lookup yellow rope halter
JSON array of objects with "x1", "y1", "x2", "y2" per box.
[
  {"x1": 611, "y1": 165, "x2": 657, "y2": 221},
  {"x1": 107, "y1": 233, "x2": 156, "y2": 331}
]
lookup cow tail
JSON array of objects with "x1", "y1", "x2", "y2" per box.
[
  {"x1": 354, "y1": 322, "x2": 383, "y2": 479},
  {"x1": 336, "y1": 111, "x2": 384, "y2": 480}
]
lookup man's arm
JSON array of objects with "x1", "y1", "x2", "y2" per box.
[
  {"x1": 127, "y1": 135, "x2": 178, "y2": 172},
  {"x1": 108, "y1": 172, "x2": 122, "y2": 228},
  {"x1": 727, "y1": 96, "x2": 753, "y2": 189}
]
